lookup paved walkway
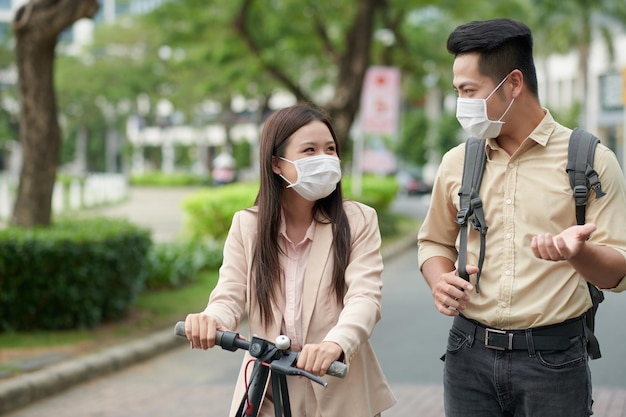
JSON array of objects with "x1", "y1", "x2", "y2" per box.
[
  {"x1": 87, "y1": 186, "x2": 203, "y2": 243},
  {"x1": 1, "y1": 187, "x2": 626, "y2": 416}
]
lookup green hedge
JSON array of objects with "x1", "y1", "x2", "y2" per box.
[
  {"x1": 183, "y1": 175, "x2": 399, "y2": 240},
  {"x1": 183, "y1": 182, "x2": 258, "y2": 240},
  {"x1": 0, "y1": 218, "x2": 152, "y2": 331},
  {"x1": 342, "y1": 175, "x2": 400, "y2": 210}
]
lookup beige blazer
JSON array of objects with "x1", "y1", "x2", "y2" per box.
[{"x1": 204, "y1": 200, "x2": 396, "y2": 416}]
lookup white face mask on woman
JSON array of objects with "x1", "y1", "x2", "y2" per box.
[
  {"x1": 456, "y1": 73, "x2": 515, "y2": 139},
  {"x1": 279, "y1": 154, "x2": 342, "y2": 201}
]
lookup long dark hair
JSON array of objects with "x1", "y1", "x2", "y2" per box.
[{"x1": 252, "y1": 103, "x2": 350, "y2": 327}]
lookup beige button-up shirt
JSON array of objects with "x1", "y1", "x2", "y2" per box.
[{"x1": 418, "y1": 110, "x2": 626, "y2": 329}]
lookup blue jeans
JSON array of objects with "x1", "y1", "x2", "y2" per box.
[{"x1": 443, "y1": 322, "x2": 593, "y2": 416}]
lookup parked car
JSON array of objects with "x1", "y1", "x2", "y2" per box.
[{"x1": 396, "y1": 171, "x2": 432, "y2": 195}]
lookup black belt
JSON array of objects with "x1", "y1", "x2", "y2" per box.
[{"x1": 453, "y1": 314, "x2": 585, "y2": 351}]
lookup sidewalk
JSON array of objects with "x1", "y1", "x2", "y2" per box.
[{"x1": 1, "y1": 188, "x2": 626, "y2": 416}]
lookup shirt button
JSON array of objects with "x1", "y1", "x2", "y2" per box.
[
  {"x1": 506, "y1": 233, "x2": 512, "y2": 239},
  {"x1": 505, "y1": 199, "x2": 512, "y2": 205},
  {"x1": 504, "y1": 270, "x2": 511, "y2": 275},
  {"x1": 508, "y1": 163, "x2": 515, "y2": 169}
]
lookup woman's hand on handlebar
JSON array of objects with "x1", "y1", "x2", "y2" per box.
[
  {"x1": 185, "y1": 313, "x2": 221, "y2": 350},
  {"x1": 297, "y1": 341, "x2": 344, "y2": 377}
]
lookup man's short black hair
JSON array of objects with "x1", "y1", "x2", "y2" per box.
[{"x1": 447, "y1": 18, "x2": 539, "y2": 98}]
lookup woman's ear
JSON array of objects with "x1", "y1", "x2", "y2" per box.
[{"x1": 271, "y1": 155, "x2": 282, "y2": 175}]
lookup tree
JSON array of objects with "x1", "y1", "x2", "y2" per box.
[
  {"x1": 528, "y1": 0, "x2": 626, "y2": 130},
  {"x1": 55, "y1": 20, "x2": 171, "y2": 173},
  {"x1": 146, "y1": 0, "x2": 383, "y2": 146},
  {"x1": 11, "y1": 0, "x2": 99, "y2": 227},
  {"x1": 234, "y1": 0, "x2": 381, "y2": 144}
]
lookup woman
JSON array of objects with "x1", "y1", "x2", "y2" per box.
[{"x1": 184, "y1": 103, "x2": 396, "y2": 416}]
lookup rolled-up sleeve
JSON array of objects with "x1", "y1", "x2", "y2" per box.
[
  {"x1": 591, "y1": 146, "x2": 626, "y2": 292},
  {"x1": 417, "y1": 147, "x2": 464, "y2": 271}
]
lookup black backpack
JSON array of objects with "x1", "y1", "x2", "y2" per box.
[{"x1": 456, "y1": 128, "x2": 606, "y2": 359}]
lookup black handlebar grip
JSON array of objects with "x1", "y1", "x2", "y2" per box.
[
  {"x1": 325, "y1": 361, "x2": 347, "y2": 378},
  {"x1": 174, "y1": 321, "x2": 185, "y2": 337},
  {"x1": 174, "y1": 320, "x2": 225, "y2": 345}
]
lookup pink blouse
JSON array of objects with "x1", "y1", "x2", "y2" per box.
[{"x1": 278, "y1": 219, "x2": 316, "y2": 351}]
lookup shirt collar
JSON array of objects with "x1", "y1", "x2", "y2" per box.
[
  {"x1": 279, "y1": 214, "x2": 316, "y2": 246},
  {"x1": 527, "y1": 108, "x2": 556, "y2": 147},
  {"x1": 485, "y1": 107, "x2": 556, "y2": 154}
]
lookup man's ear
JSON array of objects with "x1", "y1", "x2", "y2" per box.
[
  {"x1": 509, "y1": 69, "x2": 524, "y2": 98},
  {"x1": 271, "y1": 155, "x2": 282, "y2": 175}
]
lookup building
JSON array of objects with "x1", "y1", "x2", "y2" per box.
[{"x1": 537, "y1": 28, "x2": 626, "y2": 169}]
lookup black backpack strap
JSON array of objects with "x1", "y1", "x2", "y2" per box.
[
  {"x1": 566, "y1": 128, "x2": 606, "y2": 360},
  {"x1": 456, "y1": 138, "x2": 488, "y2": 293},
  {"x1": 567, "y1": 128, "x2": 606, "y2": 225},
  {"x1": 584, "y1": 284, "x2": 604, "y2": 360}
]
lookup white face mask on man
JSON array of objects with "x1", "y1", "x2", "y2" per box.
[
  {"x1": 279, "y1": 154, "x2": 342, "y2": 201},
  {"x1": 456, "y1": 73, "x2": 515, "y2": 139}
]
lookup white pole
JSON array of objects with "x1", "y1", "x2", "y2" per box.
[{"x1": 351, "y1": 130, "x2": 364, "y2": 197}]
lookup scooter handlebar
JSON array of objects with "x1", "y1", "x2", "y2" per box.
[{"x1": 174, "y1": 321, "x2": 347, "y2": 378}]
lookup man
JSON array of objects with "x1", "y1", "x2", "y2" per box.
[{"x1": 417, "y1": 18, "x2": 626, "y2": 416}]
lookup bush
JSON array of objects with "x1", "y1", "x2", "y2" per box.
[
  {"x1": 343, "y1": 175, "x2": 400, "y2": 211},
  {"x1": 143, "y1": 239, "x2": 224, "y2": 290},
  {"x1": 0, "y1": 218, "x2": 151, "y2": 331},
  {"x1": 182, "y1": 176, "x2": 400, "y2": 241},
  {"x1": 183, "y1": 182, "x2": 258, "y2": 240}
]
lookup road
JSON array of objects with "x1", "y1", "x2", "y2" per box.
[{"x1": 4, "y1": 194, "x2": 626, "y2": 416}]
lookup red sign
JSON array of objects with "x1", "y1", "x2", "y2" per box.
[{"x1": 360, "y1": 67, "x2": 401, "y2": 134}]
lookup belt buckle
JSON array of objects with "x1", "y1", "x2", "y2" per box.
[{"x1": 484, "y1": 328, "x2": 513, "y2": 350}]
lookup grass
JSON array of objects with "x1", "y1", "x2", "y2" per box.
[
  {"x1": 0, "y1": 214, "x2": 419, "y2": 356},
  {"x1": 0, "y1": 271, "x2": 219, "y2": 354},
  {"x1": 133, "y1": 270, "x2": 219, "y2": 325}
]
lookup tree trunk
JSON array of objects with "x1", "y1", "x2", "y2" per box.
[
  {"x1": 327, "y1": 0, "x2": 380, "y2": 145},
  {"x1": 11, "y1": 0, "x2": 98, "y2": 227}
]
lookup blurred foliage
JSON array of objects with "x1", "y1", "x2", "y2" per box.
[
  {"x1": 397, "y1": 107, "x2": 429, "y2": 166},
  {"x1": 342, "y1": 175, "x2": 400, "y2": 211},
  {"x1": 132, "y1": 268, "x2": 219, "y2": 325},
  {"x1": 0, "y1": 269, "x2": 221, "y2": 350},
  {"x1": 550, "y1": 102, "x2": 583, "y2": 130},
  {"x1": 52, "y1": 0, "x2": 537, "y2": 174},
  {"x1": 434, "y1": 111, "x2": 463, "y2": 157},
  {"x1": 183, "y1": 182, "x2": 258, "y2": 240},
  {"x1": 5, "y1": 0, "x2": 625, "y2": 179},
  {"x1": 142, "y1": 239, "x2": 223, "y2": 290},
  {"x1": 0, "y1": 218, "x2": 151, "y2": 331},
  {"x1": 182, "y1": 175, "x2": 399, "y2": 241},
  {"x1": 233, "y1": 140, "x2": 252, "y2": 170}
]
